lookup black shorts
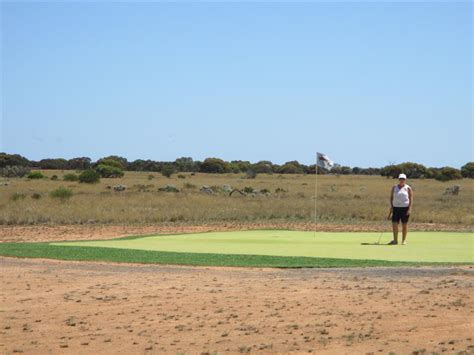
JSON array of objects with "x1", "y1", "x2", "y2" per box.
[{"x1": 392, "y1": 207, "x2": 410, "y2": 224}]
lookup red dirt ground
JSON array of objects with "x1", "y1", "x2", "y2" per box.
[
  {"x1": 0, "y1": 221, "x2": 469, "y2": 243},
  {"x1": 1, "y1": 258, "x2": 473, "y2": 354}
]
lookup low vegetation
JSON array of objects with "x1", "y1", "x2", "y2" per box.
[
  {"x1": 49, "y1": 187, "x2": 73, "y2": 200},
  {"x1": 63, "y1": 173, "x2": 79, "y2": 182},
  {"x1": 78, "y1": 170, "x2": 101, "y2": 184},
  {"x1": 27, "y1": 171, "x2": 45, "y2": 179},
  {"x1": 0, "y1": 170, "x2": 472, "y2": 226}
]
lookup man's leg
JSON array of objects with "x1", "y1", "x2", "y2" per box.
[
  {"x1": 392, "y1": 222, "x2": 399, "y2": 244},
  {"x1": 402, "y1": 223, "x2": 408, "y2": 244}
]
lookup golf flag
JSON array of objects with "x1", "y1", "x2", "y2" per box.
[{"x1": 316, "y1": 152, "x2": 334, "y2": 171}]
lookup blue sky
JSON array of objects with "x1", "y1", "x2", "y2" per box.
[{"x1": 1, "y1": 1, "x2": 472, "y2": 167}]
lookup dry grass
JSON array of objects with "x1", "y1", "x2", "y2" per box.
[{"x1": 0, "y1": 170, "x2": 472, "y2": 226}]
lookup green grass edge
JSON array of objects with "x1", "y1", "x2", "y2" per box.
[{"x1": 0, "y1": 242, "x2": 471, "y2": 268}]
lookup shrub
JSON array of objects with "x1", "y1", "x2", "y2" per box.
[
  {"x1": 200, "y1": 158, "x2": 231, "y2": 173},
  {"x1": 95, "y1": 164, "x2": 124, "y2": 178},
  {"x1": 0, "y1": 166, "x2": 31, "y2": 178},
  {"x1": 50, "y1": 187, "x2": 73, "y2": 200},
  {"x1": 161, "y1": 165, "x2": 175, "y2": 178},
  {"x1": 27, "y1": 171, "x2": 45, "y2": 179},
  {"x1": 0, "y1": 153, "x2": 30, "y2": 168},
  {"x1": 39, "y1": 158, "x2": 68, "y2": 170},
  {"x1": 11, "y1": 192, "x2": 26, "y2": 201},
  {"x1": 381, "y1": 162, "x2": 427, "y2": 178},
  {"x1": 158, "y1": 184, "x2": 180, "y2": 192},
  {"x1": 148, "y1": 174, "x2": 155, "y2": 180},
  {"x1": 96, "y1": 156, "x2": 128, "y2": 170},
  {"x1": 278, "y1": 162, "x2": 304, "y2": 174},
  {"x1": 67, "y1": 157, "x2": 91, "y2": 170},
  {"x1": 63, "y1": 173, "x2": 79, "y2": 182},
  {"x1": 243, "y1": 186, "x2": 254, "y2": 194},
  {"x1": 443, "y1": 186, "x2": 460, "y2": 196},
  {"x1": 51, "y1": 175, "x2": 59, "y2": 181},
  {"x1": 246, "y1": 169, "x2": 257, "y2": 179},
  {"x1": 31, "y1": 193, "x2": 42, "y2": 200},
  {"x1": 177, "y1": 174, "x2": 186, "y2": 179},
  {"x1": 435, "y1": 167, "x2": 462, "y2": 182},
  {"x1": 79, "y1": 169, "x2": 101, "y2": 184},
  {"x1": 252, "y1": 161, "x2": 274, "y2": 174},
  {"x1": 96, "y1": 159, "x2": 123, "y2": 169},
  {"x1": 460, "y1": 162, "x2": 474, "y2": 178}
]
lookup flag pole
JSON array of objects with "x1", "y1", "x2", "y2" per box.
[{"x1": 314, "y1": 154, "x2": 318, "y2": 237}]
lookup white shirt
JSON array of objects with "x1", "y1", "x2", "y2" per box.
[{"x1": 393, "y1": 184, "x2": 411, "y2": 207}]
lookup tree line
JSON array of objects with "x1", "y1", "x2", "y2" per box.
[{"x1": 1, "y1": 153, "x2": 473, "y2": 181}]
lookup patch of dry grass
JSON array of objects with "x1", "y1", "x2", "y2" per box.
[{"x1": 0, "y1": 171, "x2": 472, "y2": 226}]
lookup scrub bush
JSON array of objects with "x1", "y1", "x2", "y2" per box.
[
  {"x1": 50, "y1": 187, "x2": 73, "y2": 200},
  {"x1": 27, "y1": 171, "x2": 45, "y2": 179},
  {"x1": 79, "y1": 170, "x2": 101, "y2": 184}
]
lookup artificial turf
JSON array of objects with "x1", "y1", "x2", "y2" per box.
[
  {"x1": 54, "y1": 230, "x2": 473, "y2": 263},
  {"x1": 0, "y1": 230, "x2": 472, "y2": 268},
  {"x1": 0, "y1": 242, "x2": 455, "y2": 268}
]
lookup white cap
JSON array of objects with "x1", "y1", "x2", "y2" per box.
[{"x1": 398, "y1": 173, "x2": 407, "y2": 179}]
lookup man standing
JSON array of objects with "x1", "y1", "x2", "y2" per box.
[{"x1": 389, "y1": 173, "x2": 413, "y2": 245}]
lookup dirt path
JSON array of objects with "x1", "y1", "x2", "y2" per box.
[
  {"x1": 0, "y1": 222, "x2": 469, "y2": 243},
  {"x1": 1, "y1": 257, "x2": 472, "y2": 354}
]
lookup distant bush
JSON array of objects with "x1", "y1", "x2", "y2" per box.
[
  {"x1": 461, "y1": 162, "x2": 474, "y2": 178},
  {"x1": 31, "y1": 193, "x2": 42, "y2": 200},
  {"x1": 63, "y1": 173, "x2": 79, "y2": 182},
  {"x1": 278, "y1": 161, "x2": 304, "y2": 174},
  {"x1": 252, "y1": 161, "x2": 274, "y2": 174},
  {"x1": 79, "y1": 169, "x2": 101, "y2": 184},
  {"x1": 96, "y1": 159, "x2": 123, "y2": 169},
  {"x1": 0, "y1": 166, "x2": 31, "y2": 178},
  {"x1": 27, "y1": 171, "x2": 45, "y2": 179},
  {"x1": 246, "y1": 169, "x2": 257, "y2": 179},
  {"x1": 161, "y1": 165, "x2": 175, "y2": 178},
  {"x1": 96, "y1": 156, "x2": 128, "y2": 170},
  {"x1": 200, "y1": 158, "x2": 231, "y2": 174},
  {"x1": 381, "y1": 162, "x2": 427, "y2": 179},
  {"x1": 50, "y1": 187, "x2": 73, "y2": 200},
  {"x1": 11, "y1": 192, "x2": 26, "y2": 201},
  {"x1": 51, "y1": 175, "x2": 59, "y2": 181},
  {"x1": 39, "y1": 158, "x2": 68, "y2": 170},
  {"x1": 95, "y1": 164, "x2": 124, "y2": 178},
  {"x1": 331, "y1": 166, "x2": 352, "y2": 175},
  {"x1": 67, "y1": 157, "x2": 91, "y2": 170},
  {"x1": 0, "y1": 153, "x2": 30, "y2": 168},
  {"x1": 435, "y1": 167, "x2": 462, "y2": 182},
  {"x1": 232, "y1": 160, "x2": 251, "y2": 172}
]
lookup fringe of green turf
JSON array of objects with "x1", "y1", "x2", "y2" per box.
[{"x1": 0, "y1": 243, "x2": 470, "y2": 268}]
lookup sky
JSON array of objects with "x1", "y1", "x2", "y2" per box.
[{"x1": 1, "y1": 1, "x2": 472, "y2": 168}]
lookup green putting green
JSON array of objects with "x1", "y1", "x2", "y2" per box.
[{"x1": 53, "y1": 230, "x2": 473, "y2": 263}]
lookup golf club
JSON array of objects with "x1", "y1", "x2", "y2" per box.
[{"x1": 374, "y1": 210, "x2": 393, "y2": 244}]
